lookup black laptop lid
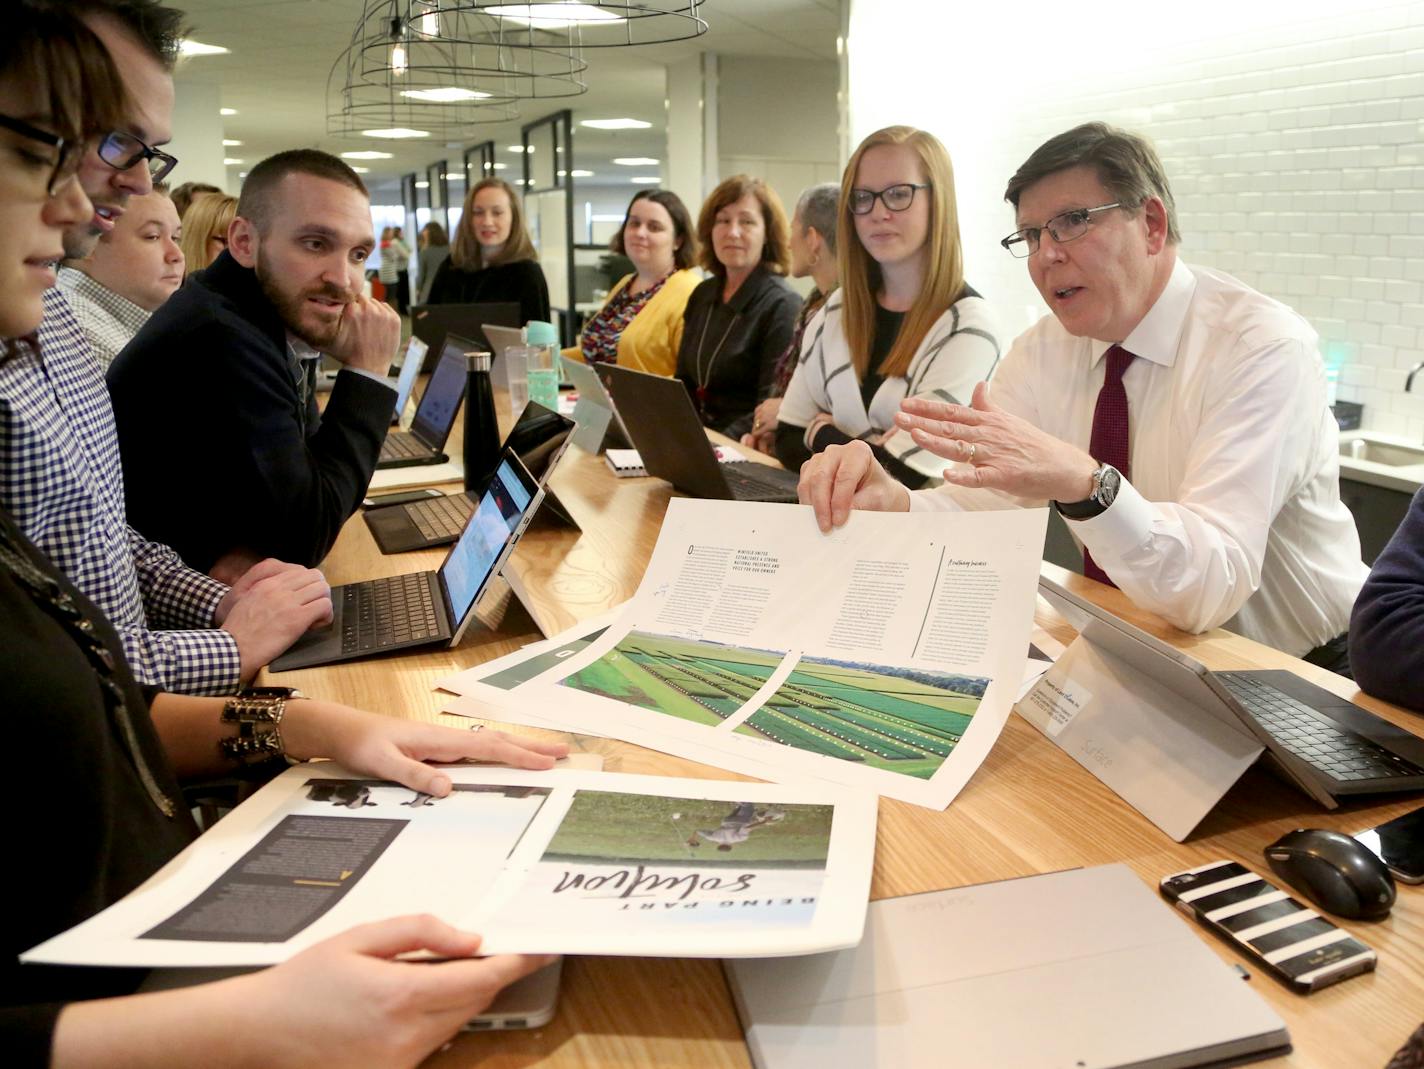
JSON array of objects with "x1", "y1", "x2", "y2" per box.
[
  {"x1": 410, "y1": 302, "x2": 520, "y2": 370},
  {"x1": 596, "y1": 364, "x2": 731, "y2": 500},
  {"x1": 410, "y1": 337, "x2": 469, "y2": 449}
]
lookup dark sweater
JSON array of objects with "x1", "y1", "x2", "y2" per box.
[
  {"x1": 107, "y1": 252, "x2": 395, "y2": 570},
  {"x1": 425, "y1": 257, "x2": 551, "y2": 327},
  {"x1": 0, "y1": 508, "x2": 195, "y2": 1065},
  {"x1": 676, "y1": 266, "x2": 800, "y2": 438},
  {"x1": 1350, "y1": 486, "x2": 1424, "y2": 712}
]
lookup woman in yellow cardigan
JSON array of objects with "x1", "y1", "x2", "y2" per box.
[{"x1": 565, "y1": 189, "x2": 700, "y2": 376}]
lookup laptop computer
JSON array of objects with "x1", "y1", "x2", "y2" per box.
[
  {"x1": 270, "y1": 450, "x2": 543, "y2": 672},
  {"x1": 376, "y1": 334, "x2": 471, "y2": 469},
  {"x1": 1038, "y1": 576, "x2": 1424, "y2": 807},
  {"x1": 596, "y1": 364, "x2": 801, "y2": 503},
  {"x1": 410, "y1": 302, "x2": 520, "y2": 372},
  {"x1": 364, "y1": 401, "x2": 578, "y2": 554},
  {"x1": 563, "y1": 358, "x2": 631, "y2": 453},
  {"x1": 725, "y1": 864, "x2": 1289, "y2": 1069},
  {"x1": 388, "y1": 335, "x2": 428, "y2": 426}
]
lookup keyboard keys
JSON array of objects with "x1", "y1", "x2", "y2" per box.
[
  {"x1": 405, "y1": 493, "x2": 474, "y2": 539},
  {"x1": 340, "y1": 573, "x2": 443, "y2": 653},
  {"x1": 380, "y1": 432, "x2": 432, "y2": 461}
]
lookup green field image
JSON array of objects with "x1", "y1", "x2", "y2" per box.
[
  {"x1": 734, "y1": 657, "x2": 991, "y2": 780},
  {"x1": 558, "y1": 631, "x2": 785, "y2": 726},
  {"x1": 542, "y1": 790, "x2": 833, "y2": 867}
]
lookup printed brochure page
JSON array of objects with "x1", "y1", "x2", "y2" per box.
[
  {"x1": 23, "y1": 763, "x2": 875, "y2": 969},
  {"x1": 469, "y1": 500, "x2": 1048, "y2": 809}
]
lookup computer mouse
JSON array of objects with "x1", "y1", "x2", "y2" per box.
[{"x1": 1264, "y1": 828, "x2": 1396, "y2": 920}]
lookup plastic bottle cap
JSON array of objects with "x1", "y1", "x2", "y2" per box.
[{"x1": 524, "y1": 320, "x2": 559, "y2": 346}]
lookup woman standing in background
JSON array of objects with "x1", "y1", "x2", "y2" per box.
[
  {"x1": 426, "y1": 177, "x2": 550, "y2": 326},
  {"x1": 415, "y1": 220, "x2": 449, "y2": 305}
]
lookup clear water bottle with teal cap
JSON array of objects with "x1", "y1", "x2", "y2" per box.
[{"x1": 523, "y1": 319, "x2": 561, "y2": 411}]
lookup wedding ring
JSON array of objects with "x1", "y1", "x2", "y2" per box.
[
  {"x1": 965, "y1": 442, "x2": 977, "y2": 462},
  {"x1": 468, "y1": 723, "x2": 484, "y2": 733}
]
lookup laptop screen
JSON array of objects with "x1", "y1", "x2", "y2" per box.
[
  {"x1": 439, "y1": 454, "x2": 538, "y2": 623},
  {"x1": 391, "y1": 336, "x2": 427, "y2": 419},
  {"x1": 411, "y1": 339, "x2": 468, "y2": 444}
]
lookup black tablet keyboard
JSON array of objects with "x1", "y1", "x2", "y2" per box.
[{"x1": 341, "y1": 573, "x2": 442, "y2": 653}]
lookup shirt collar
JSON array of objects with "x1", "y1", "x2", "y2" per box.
[
  {"x1": 725, "y1": 264, "x2": 771, "y2": 313},
  {"x1": 1088, "y1": 256, "x2": 1195, "y2": 369},
  {"x1": 57, "y1": 266, "x2": 151, "y2": 334}
]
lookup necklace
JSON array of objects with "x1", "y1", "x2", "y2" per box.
[{"x1": 692, "y1": 301, "x2": 740, "y2": 416}]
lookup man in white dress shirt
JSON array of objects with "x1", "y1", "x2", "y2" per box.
[{"x1": 800, "y1": 122, "x2": 1366, "y2": 668}]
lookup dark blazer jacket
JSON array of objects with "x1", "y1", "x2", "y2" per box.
[
  {"x1": 106, "y1": 252, "x2": 395, "y2": 571},
  {"x1": 425, "y1": 257, "x2": 551, "y2": 327}
]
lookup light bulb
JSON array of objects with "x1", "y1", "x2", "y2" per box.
[{"x1": 391, "y1": 42, "x2": 408, "y2": 75}]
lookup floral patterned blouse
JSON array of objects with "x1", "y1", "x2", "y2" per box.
[{"x1": 579, "y1": 272, "x2": 670, "y2": 364}]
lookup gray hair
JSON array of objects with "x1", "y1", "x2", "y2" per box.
[
  {"x1": 1004, "y1": 122, "x2": 1181, "y2": 245},
  {"x1": 795, "y1": 182, "x2": 840, "y2": 255}
]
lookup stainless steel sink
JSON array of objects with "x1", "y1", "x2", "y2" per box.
[{"x1": 1341, "y1": 437, "x2": 1424, "y2": 467}]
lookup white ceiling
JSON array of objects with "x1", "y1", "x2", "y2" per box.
[{"x1": 173, "y1": 0, "x2": 841, "y2": 198}]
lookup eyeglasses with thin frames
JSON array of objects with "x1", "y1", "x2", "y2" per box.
[
  {"x1": 0, "y1": 113, "x2": 83, "y2": 196},
  {"x1": 96, "y1": 129, "x2": 178, "y2": 183},
  {"x1": 1000, "y1": 202, "x2": 1122, "y2": 258},
  {"x1": 848, "y1": 183, "x2": 930, "y2": 216}
]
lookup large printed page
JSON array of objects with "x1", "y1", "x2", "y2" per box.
[
  {"x1": 24, "y1": 763, "x2": 875, "y2": 968},
  {"x1": 477, "y1": 501, "x2": 1048, "y2": 810}
]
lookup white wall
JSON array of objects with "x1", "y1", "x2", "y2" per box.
[
  {"x1": 169, "y1": 79, "x2": 230, "y2": 193},
  {"x1": 849, "y1": 0, "x2": 1424, "y2": 438}
]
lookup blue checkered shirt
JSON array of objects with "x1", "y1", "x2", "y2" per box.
[{"x1": 0, "y1": 288, "x2": 241, "y2": 694}]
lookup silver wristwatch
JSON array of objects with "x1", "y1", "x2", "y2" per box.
[{"x1": 1055, "y1": 464, "x2": 1121, "y2": 520}]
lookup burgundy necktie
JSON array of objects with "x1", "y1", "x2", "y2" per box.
[{"x1": 1083, "y1": 344, "x2": 1134, "y2": 586}]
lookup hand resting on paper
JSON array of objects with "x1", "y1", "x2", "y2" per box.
[
  {"x1": 797, "y1": 439, "x2": 910, "y2": 533},
  {"x1": 52, "y1": 915, "x2": 556, "y2": 1069}
]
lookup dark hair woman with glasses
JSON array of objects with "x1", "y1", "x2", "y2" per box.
[{"x1": 775, "y1": 126, "x2": 999, "y2": 488}]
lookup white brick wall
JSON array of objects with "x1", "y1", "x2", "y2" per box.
[{"x1": 850, "y1": 2, "x2": 1424, "y2": 439}]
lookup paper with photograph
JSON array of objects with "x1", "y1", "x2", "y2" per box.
[
  {"x1": 468, "y1": 500, "x2": 1048, "y2": 809},
  {"x1": 23, "y1": 763, "x2": 875, "y2": 968}
]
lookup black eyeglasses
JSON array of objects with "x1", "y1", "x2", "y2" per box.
[
  {"x1": 0, "y1": 113, "x2": 83, "y2": 196},
  {"x1": 848, "y1": 183, "x2": 930, "y2": 216},
  {"x1": 1001, "y1": 202, "x2": 1122, "y2": 258},
  {"x1": 96, "y1": 129, "x2": 178, "y2": 183}
]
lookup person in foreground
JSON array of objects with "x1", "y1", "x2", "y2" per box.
[
  {"x1": 425, "y1": 176, "x2": 550, "y2": 325},
  {"x1": 4, "y1": 0, "x2": 334, "y2": 695},
  {"x1": 775, "y1": 127, "x2": 998, "y2": 483},
  {"x1": 742, "y1": 181, "x2": 840, "y2": 456},
  {"x1": 2, "y1": 10, "x2": 561, "y2": 1067},
  {"x1": 800, "y1": 122, "x2": 1367, "y2": 666},
  {"x1": 57, "y1": 183, "x2": 182, "y2": 367},
  {"x1": 564, "y1": 187, "x2": 700, "y2": 377},
  {"x1": 109, "y1": 148, "x2": 401, "y2": 579},
  {"x1": 1350, "y1": 488, "x2": 1424, "y2": 711},
  {"x1": 676, "y1": 175, "x2": 801, "y2": 437}
]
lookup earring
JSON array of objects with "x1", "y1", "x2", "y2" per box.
[{"x1": 809, "y1": 254, "x2": 820, "y2": 267}]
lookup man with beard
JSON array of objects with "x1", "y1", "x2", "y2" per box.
[
  {"x1": 3, "y1": 0, "x2": 333, "y2": 696},
  {"x1": 108, "y1": 149, "x2": 401, "y2": 576}
]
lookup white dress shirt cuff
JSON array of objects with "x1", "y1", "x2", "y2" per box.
[
  {"x1": 908, "y1": 485, "x2": 961, "y2": 513},
  {"x1": 341, "y1": 365, "x2": 398, "y2": 390},
  {"x1": 1063, "y1": 477, "x2": 1156, "y2": 561}
]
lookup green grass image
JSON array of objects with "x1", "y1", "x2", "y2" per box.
[
  {"x1": 559, "y1": 631, "x2": 786, "y2": 726},
  {"x1": 542, "y1": 791, "x2": 833, "y2": 867},
  {"x1": 734, "y1": 656, "x2": 990, "y2": 780}
]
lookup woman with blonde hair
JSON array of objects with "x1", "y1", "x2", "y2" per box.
[
  {"x1": 426, "y1": 177, "x2": 549, "y2": 325},
  {"x1": 675, "y1": 175, "x2": 801, "y2": 436},
  {"x1": 776, "y1": 127, "x2": 999, "y2": 485},
  {"x1": 178, "y1": 191, "x2": 237, "y2": 276}
]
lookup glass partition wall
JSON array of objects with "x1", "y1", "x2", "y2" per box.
[{"x1": 521, "y1": 110, "x2": 575, "y2": 344}]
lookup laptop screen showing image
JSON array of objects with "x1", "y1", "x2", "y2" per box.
[
  {"x1": 410, "y1": 340, "x2": 468, "y2": 443},
  {"x1": 439, "y1": 457, "x2": 535, "y2": 621}
]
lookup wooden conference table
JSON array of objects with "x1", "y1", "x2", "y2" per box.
[{"x1": 266, "y1": 420, "x2": 1424, "y2": 1069}]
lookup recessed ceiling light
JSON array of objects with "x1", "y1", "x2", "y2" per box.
[
  {"x1": 222, "y1": 139, "x2": 242, "y2": 147},
  {"x1": 581, "y1": 118, "x2": 652, "y2": 130},
  {"x1": 486, "y1": 3, "x2": 624, "y2": 27},
  {"x1": 629, "y1": 175, "x2": 659, "y2": 184},
  {"x1": 362, "y1": 128, "x2": 429, "y2": 139},
  {"x1": 507, "y1": 145, "x2": 533, "y2": 153},
  {"x1": 223, "y1": 158, "x2": 244, "y2": 166},
  {"x1": 415, "y1": 181, "x2": 430, "y2": 189},
  {"x1": 179, "y1": 39, "x2": 229, "y2": 57},
  {"x1": 491, "y1": 162, "x2": 508, "y2": 170},
  {"x1": 442, "y1": 173, "x2": 464, "y2": 181},
  {"x1": 351, "y1": 166, "x2": 370, "y2": 173},
  {"x1": 341, "y1": 150, "x2": 394, "y2": 160},
  {"x1": 220, "y1": 107, "x2": 237, "y2": 116},
  {"x1": 613, "y1": 157, "x2": 659, "y2": 166},
  {"x1": 559, "y1": 169, "x2": 594, "y2": 178},
  {"x1": 400, "y1": 87, "x2": 492, "y2": 103}
]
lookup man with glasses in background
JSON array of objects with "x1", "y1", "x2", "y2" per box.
[
  {"x1": 1, "y1": 0, "x2": 333, "y2": 695},
  {"x1": 800, "y1": 122, "x2": 1367, "y2": 670}
]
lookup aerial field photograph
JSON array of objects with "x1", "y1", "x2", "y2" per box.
[
  {"x1": 558, "y1": 631, "x2": 787, "y2": 726},
  {"x1": 734, "y1": 656, "x2": 991, "y2": 780}
]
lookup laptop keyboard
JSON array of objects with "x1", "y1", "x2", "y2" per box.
[
  {"x1": 406, "y1": 493, "x2": 475, "y2": 540},
  {"x1": 380, "y1": 432, "x2": 430, "y2": 461},
  {"x1": 1216, "y1": 672, "x2": 1424, "y2": 782},
  {"x1": 340, "y1": 573, "x2": 442, "y2": 653},
  {"x1": 723, "y1": 461, "x2": 800, "y2": 502}
]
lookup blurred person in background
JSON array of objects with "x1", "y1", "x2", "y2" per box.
[
  {"x1": 415, "y1": 219, "x2": 449, "y2": 305},
  {"x1": 169, "y1": 179, "x2": 218, "y2": 221},
  {"x1": 177, "y1": 189, "x2": 234, "y2": 276},
  {"x1": 426, "y1": 177, "x2": 549, "y2": 326}
]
